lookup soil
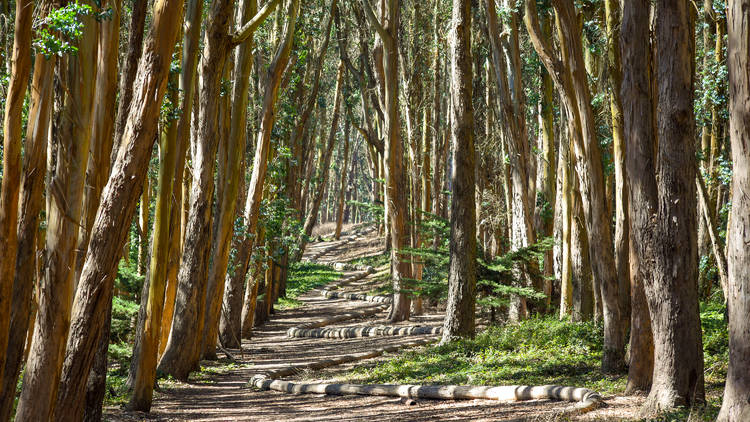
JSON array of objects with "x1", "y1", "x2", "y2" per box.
[{"x1": 104, "y1": 226, "x2": 641, "y2": 421}]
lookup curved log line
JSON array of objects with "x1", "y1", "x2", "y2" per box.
[
  {"x1": 321, "y1": 290, "x2": 392, "y2": 303},
  {"x1": 287, "y1": 324, "x2": 442, "y2": 338},
  {"x1": 249, "y1": 377, "x2": 602, "y2": 413},
  {"x1": 287, "y1": 304, "x2": 389, "y2": 333}
]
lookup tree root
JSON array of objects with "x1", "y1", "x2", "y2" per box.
[
  {"x1": 321, "y1": 290, "x2": 391, "y2": 303},
  {"x1": 287, "y1": 324, "x2": 442, "y2": 338},
  {"x1": 249, "y1": 377, "x2": 603, "y2": 414}
]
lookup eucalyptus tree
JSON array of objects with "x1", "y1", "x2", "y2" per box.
[{"x1": 717, "y1": 1, "x2": 750, "y2": 419}]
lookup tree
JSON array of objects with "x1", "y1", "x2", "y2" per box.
[
  {"x1": 203, "y1": 0, "x2": 259, "y2": 359},
  {"x1": 524, "y1": 0, "x2": 625, "y2": 373},
  {"x1": 441, "y1": 0, "x2": 476, "y2": 342},
  {"x1": 717, "y1": 0, "x2": 750, "y2": 419},
  {"x1": 159, "y1": 0, "x2": 293, "y2": 380},
  {"x1": 362, "y1": 0, "x2": 412, "y2": 322},
  {"x1": 0, "y1": 0, "x2": 34, "y2": 396},
  {"x1": 486, "y1": 0, "x2": 536, "y2": 320},
  {"x1": 0, "y1": 2, "x2": 51, "y2": 417},
  {"x1": 49, "y1": 0, "x2": 186, "y2": 417},
  {"x1": 15, "y1": 3, "x2": 99, "y2": 418},
  {"x1": 303, "y1": 61, "x2": 345, "y2": 239},
  {"x1": 621, "y1": 0, "x2": 705, "y2": 414}
]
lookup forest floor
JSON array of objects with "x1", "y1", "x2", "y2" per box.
[{"x1": 104, "y1": 225, "x2": 647, "y2": 421}]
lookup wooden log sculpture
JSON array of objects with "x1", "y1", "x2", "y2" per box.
[
  {"x1": 286, "y1": 304, "x2": 389, "y2": 336},
  {"x1": 321, "y1": 290, "x2": 391, "y2": 303},
  {"x1": 249, "y1": 377, "x2": 603, "y2": 414},
  {"x1": 287, "y1": 324, "x2": 442, "y2": 339}
]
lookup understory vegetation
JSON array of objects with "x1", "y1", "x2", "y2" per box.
[{"x1": 342, "y1": 305, "x2": 728, "y2": 420}]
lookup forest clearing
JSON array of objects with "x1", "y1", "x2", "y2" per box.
[{"x1": 0, "y1": 0, "x2": 748, "y2": 421}]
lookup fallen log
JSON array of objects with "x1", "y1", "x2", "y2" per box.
[
  {"x1": 287, "y1": 324, "x2": 442, "y2": 339},
  {"x1": 249, "y1": 378, "x2": 602, "y2": 413}
]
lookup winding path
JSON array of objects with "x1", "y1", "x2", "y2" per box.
[{"x1": 106, "y1": 226, "x2": 639, "y2": 421}]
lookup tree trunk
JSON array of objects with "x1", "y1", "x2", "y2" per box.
[
  {"x1": 138, "y1": 177, "x2": 151, "y2": 275},
  {"x1": 717, "y1": 1, "x2": 750, "y2": 419},
  {"x1": 363, "y1": 0, "x2": 412, "y2": 322},
  {"x1": 15, "y1": 4, "x2": 98, "y2": 419},
  {"x1": 202, "y1": 0, "x2": 259, "y2": 361},
  {"x1": 621, "y1": 0, "x2": 705, "y2": 414},
  {"x1": 0, "y1": 0, "x2": 34, "y2": 398},
  {"x1": 303, "y1": 61, "x2": 345, "y2": 241},
  {"x1": 111, "y1": 0, "x2": 148, "y2": 164},
  {"x1": 334, "y1": 119, "x2": 351, "y2": 239},
  {"x1": 604, "y1": 0, "x2": 630, "y2": 336},
  {"x1": 625, "y1": 231, "x2": 653, "y2": 394},
  {"x1": 77, "y1": 0, "x2": 121, "y2": 282},
  {"x1": 80, "y1": 2, "x2": 122, "y2": 417},
  {"x1": 441, "y1": 0, "x2": 475, "y2": 342},
  {"x1": 571, "y1": 184, "x2": 593, "y2": 322},
  {"x1": 159, "y1": 0, "x2": 204, "y2": 357},
  {"x1": 215, "y1": 0, "x2": 299, "y2": 345},
  {"x1": 241, "y1": 227, "x2": 265, "y2": 337},
  {"x1": 157, "y1": 0, "x2": 239, "y2": 380},
  {"x1": 486, "y1": 0, "x2": 536, "y2": 321},
  {"x1": 129, "y1": 50, "x2": 183, "y2": 411},
  {"x1": 48, "y1": 2, "x2": 185, "y2": 418},
  {"x1": 0, "y1": 5, "x2": 54, "y2": 418},
  {"x1": 524, "y1": 0, "x2": 625, "y2": 372}
]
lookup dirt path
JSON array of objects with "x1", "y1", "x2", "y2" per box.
[{"x1": 106, "y1": 226, "x2": 640, "y2": 421}]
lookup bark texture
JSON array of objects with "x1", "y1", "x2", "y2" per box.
[
  {"x1": 0, "y1": 0, "x2": 34, "y2": 391},
  {"x1": 49, "y1": 2, "x2": 185, "y2": 418},
  {"x1": 717, "y1": 1, "x2": 750, "y2": 419},
  {"x1": 442, "y1": 0, "x2": 476, "y2": 342},
  {"x1": 15, "y1": 5, "x2": 98, "y2": 419},
  {"x1": 621, "y1": 0, "x2": 705, "y2": 414}
]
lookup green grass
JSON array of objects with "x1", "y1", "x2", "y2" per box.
[
  {"x1": 276, "y1": 262, "x2": 342, "y2": 309},
  {"x1": 350, "y1": 252, "x2": 390, "y2": 269},
  {"x1": 342, "y1": 317, "x2": 626, "y2": 394},
  {"x1": 341, "y1": 306, "x2": 729, "y2": 410}
]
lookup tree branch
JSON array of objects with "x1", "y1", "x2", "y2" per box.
[
  {"x1": 232, "y1": 0, "x2": 283, "y2": 45},
  {"x1": 361, "y1": 0, "x2": 390, "y2": 43},
  {"x1": 522, "y1": 0, "x2": 564, "y2": 87}
]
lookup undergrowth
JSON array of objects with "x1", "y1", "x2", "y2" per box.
[
  {"x1": 275, "y1": 262, "x2": 341, "y2": 309},
  {"x1": 341, "y1": 307, "x2": 728, "y2": 421}
]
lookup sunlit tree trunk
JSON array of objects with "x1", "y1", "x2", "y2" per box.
[
  {"x1": 604, "y1": 0, "x2": 630, "y2": 333},
  {"x1": 0, "y1": 0, "x2": 34, "y2": 395},
  {"x1": 79, "y1": 3, "x2": 122, "y2": 419},
  {"x1": 49, "y1": 2, "x2": 185, "y2": 418},
  {"x1": 159, "y1": 2, "x2": 204, "y2": 356},
  {"x1": 303, "y1": 61, "x2": 345, "y2": 241},
  {"x1": 111, "y1": 0, "x2": 148, "y2": 164},
  {"x1": 363, "y1": 0, "x2": 412, "y2": 321},
  {"x1": 486, "y1": 0, "x2": 536, "y2": 320},
  {"x1": 0, "y1": 4, "x2": 53, "y2": 418},
  {"x1": 335, "y1": 118, "x2": 351, "y2": 239},
  {"x1": 15, "y1": 4, "x2": 98, "y2": 419},
  {"x1": 202, "y1": 0, "x2": 259, "y2": 360},
  {"x1": 717, "y1": 1, "x2": 750, "y2": 419},
  {"x1": 129, "y1": 52, "x2": 183, "y2": 413},
  {"x1": 219, "y1": 0, "x2": 299, "y2": 344},
  {"x1": 157, "y1": 0, "x2": 241, "y2": 380}
]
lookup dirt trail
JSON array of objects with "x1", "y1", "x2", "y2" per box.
[{"x1": 106, "y1": 226, "x2": 640, "y2": 421}]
